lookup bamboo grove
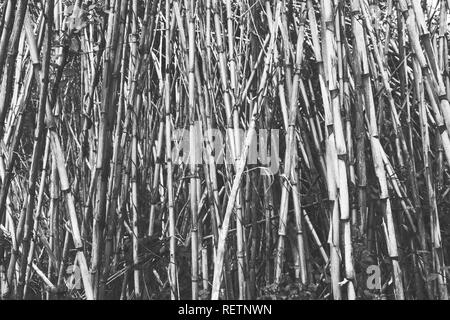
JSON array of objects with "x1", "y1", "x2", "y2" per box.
[{"x1": 0, "y1": 0, "x2": 450, "y2": 300}]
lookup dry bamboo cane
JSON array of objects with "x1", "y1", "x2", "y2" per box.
[
  {"x1": 148, "y1": 121, "x2": 165, "y2": 237},
  {"x1": 128, "y1": 0, "x2": 142, "y2": 299},
  {"x1": 211, "y1": 11, "x2": 278, "y2": 299},
  {"x1": 439, "y1": 0, "x2": 450, "y2": 103},
  {"x1": 0, "y1": 68, "x2": 30, "y2": 297},
  {"x1": 350, "y1": 0, "x2": 405, "y2": 300},
  {"x1": 246, "y1": 172, "x2": 256, "y2": 298},
  {"x1": 334, "y1": 1, "x2": 355, "y2": 299},
  {"x1": 352, "y1": 34, "x2": 367, "y2": 238},
  {"x1": 22, "y1": 135, "x2": 51, "y2": 299},
  {"x1": 131, "y1": 94, "x2": 142, "y2": 298},
  {"x1": 2, "y1": 0, "x2": 450, "y2": 302},
  {"x1": 91, "y1": 0, "x2": 122, "y2": 298},
  {"x1": 185, "y1": 0, "x2": 199, "y2": 300},
  {"x1": 291, "y1": 153, "x2": 307, "y2": 285},
  {"x1": 164, "y1": 0, "x2": 178, "y2": 299},
  {"x1": 274, "y1": 1, "x2": 306, "y2": 285},
  {"x1": 0, "y1": 62, "x2": 32, "y2": 227},
  {"x1": 307, "y1": 0, "x2": 341, "y2": 299},
  {"x1": 0, "y1": 0, "x2": 17, "y2": 74},
  {"x1": 360, "y1": 0, "x2": 415, "y2": 195},
  {"x1": 396, "y1": 8, "x2": 430, "y2": 294},
  {"x1": 225, "y1": 0, "x2": 247, "y2": 299},
  {"x1": 48, "y1": 142, "x2": 59, "y2": 300},
  {"x1": 299, "y1": 79, "x2": 326, "y2": 177},
  {"x1": 11, "y1": 1, "x2": 49, "y2": 299},
  {"x1": 195, "y1": 53, "x2": 220, "y2": 246},
  {"x1": 362, "y1": 56, "x2": 405, "y2": 301},
  {"x1": 22, "y1": 4, "x2": 94, "y2": 300},
  {"x1": 210, "y1": 0, "x2": 246, "y2": 298},
  {"x1": 211, "y1": 0, "x2": 237, "y2": 162},
  {"x1": 414, "y1": 59, "x2": 449, "y2": 300},
  {"x1": 100, "y1": 0, "x2": 130, "y2": 299},
  {"x1": 0, "y1": 0, "x2": 27, "y2": 141},
  {"x1": 6, "y1": 24, "x2": 26, "y2": 138},
  {"x1": 399, "y1": 2, "x2": 450, "y2": 156},
  {"x1": 399, "y1": 1, "x2": 450, "y2": 298}
]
